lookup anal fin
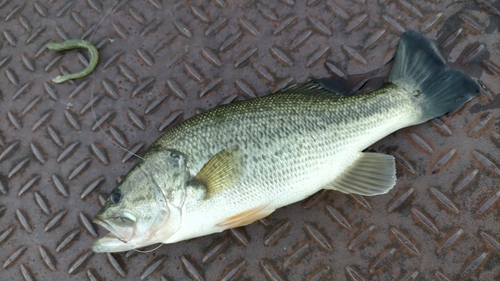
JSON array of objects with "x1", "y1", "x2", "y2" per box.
[
  {"x1": 217, "y1": 204, "x2": 273, "y2": 229},
  {"x1": 326, "y1": 152, "x2": 396, "y2": 196}
]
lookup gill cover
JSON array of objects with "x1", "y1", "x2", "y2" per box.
[{"x1": 92, "y1": 148, "x2": 189, "y2": 252}]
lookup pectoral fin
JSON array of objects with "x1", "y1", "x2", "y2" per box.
[
  {"x1": 326, "y1": 152, "x2": 396, "y2": 196},
  {"x1": 217, "y1": 204, "x2": 273, "y2": 228},
  {"x1": 195, "y1": 146, "x2": 244, "y2": 199}
]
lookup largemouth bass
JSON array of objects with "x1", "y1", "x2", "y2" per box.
[{"x1": 92, "y1": 30, "x2": 479, "y2": 252}]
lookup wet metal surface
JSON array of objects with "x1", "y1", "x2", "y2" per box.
[{"x1": 1, "y1": 0, "x2": 500, "y2": 280}]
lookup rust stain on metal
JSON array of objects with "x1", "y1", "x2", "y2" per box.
[{"x1": 0, "y1": 0, "x2": 499, "y2": 280}]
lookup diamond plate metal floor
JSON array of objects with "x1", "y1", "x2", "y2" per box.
[{"x1": 1, "y1": 0, "x2": 499, "y2": 280}]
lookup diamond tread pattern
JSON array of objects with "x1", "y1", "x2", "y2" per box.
[{"x1": 0, "y1": 0, "x2": 500, "y2": 280}]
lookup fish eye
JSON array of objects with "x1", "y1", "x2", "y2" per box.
[
  {"x1": 109, "y1": 189, "x2": 122, "y2": 204},
  {"x1": 170, "y1": 152, "x2": 180, "y2": 159}
]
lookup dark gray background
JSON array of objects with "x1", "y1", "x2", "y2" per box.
[{"x1": 1, "y1": 0, "x2": 500, "y2": 280}]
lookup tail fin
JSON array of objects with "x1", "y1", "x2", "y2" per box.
[{"x1": 388, "y1": 30, "x2": 480, "y2": 121}]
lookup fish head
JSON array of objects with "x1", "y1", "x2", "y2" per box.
[{"x1": 92, "y1": 148, "x2": 189, "y2": 252}]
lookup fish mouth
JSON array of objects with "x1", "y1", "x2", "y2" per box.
[
  {"x1": 93, "y1": 215, "x2": 110, "y2": 229},
  {"x1": 93, "y1": 215, "x2": 133, "y2": 243},
  {"x1": 92, "y1": 228, "x2": 135, "y2": 253}
]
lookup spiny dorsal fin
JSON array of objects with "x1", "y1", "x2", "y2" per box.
[
  {"x1": 326, "y1": 152, "x2": 396, "y2": 196},
  {"x1": 194, "y1": 146, "x2": 244, "y2": 199}
]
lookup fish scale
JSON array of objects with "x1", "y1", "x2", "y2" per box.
[{"x1": 163, "y1": 87, "x2": 416, "y2": 170}]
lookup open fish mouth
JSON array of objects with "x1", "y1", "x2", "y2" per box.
[
  {"x1": 93, "y1": 216, "x2": 118, "y2": 238},
  {"x1": 93, "y1": 215, "x2": 132, "y2": 243},
  {"x1": 91, "y1": 227, "x2": 135, "y2": 253}
]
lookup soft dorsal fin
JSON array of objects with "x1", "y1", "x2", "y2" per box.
[
  {"x1": 275, "y1": 79, "x2": 351, "y2": 99},
  {"x1": 277, "y1": 66, "x2": 391, "y2": 99},
  {"x1": 310, "y1": 77, "x2": 356, "y2": 97},
  {"x1": 194, "y1": 146, "x2": 244, "y2": 199}
]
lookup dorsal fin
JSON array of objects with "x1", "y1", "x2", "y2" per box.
[
  {"x1": 278, "y1": 66, "x2": 392, "y2": 99},
  {"x1": 310, "y1": 77, "x2": 356, "y2": 97},
  {"x1": 275, "y1": 79, "x2": 352, "y2": 99}
]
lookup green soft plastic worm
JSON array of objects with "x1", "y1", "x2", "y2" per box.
[{"x1": 47, "y1": 39, "x2": 99, "y2": 83}]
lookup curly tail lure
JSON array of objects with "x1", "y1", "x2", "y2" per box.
[{"x1": 47, "y1": 39, "x2": 99, "y2": 83}]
